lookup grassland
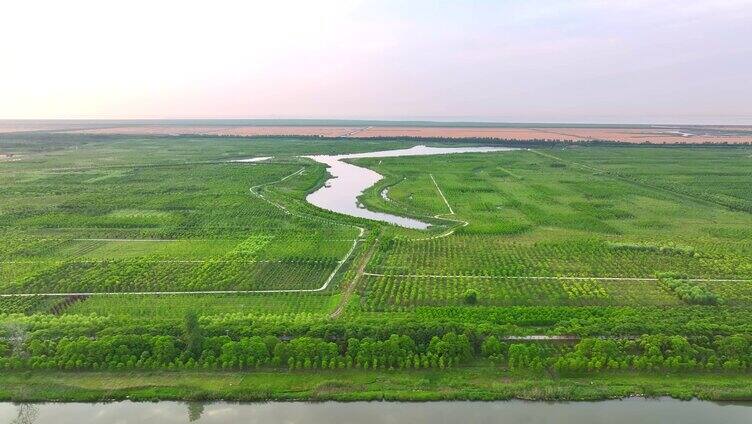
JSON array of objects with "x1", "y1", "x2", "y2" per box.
[
  {"x1": 1, "y1": 132, "x2": 751, "y2": 401},
  {"x1": 3, "y1": 367, "x2": 752, "y2": 402},
  {"x1": 354, "y1": 147, "x2": 751, "y2": 313}
]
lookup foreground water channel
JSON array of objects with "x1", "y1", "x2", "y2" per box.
[{"x1": 2, "y1": 398, "x2": 751, "y2": 423}]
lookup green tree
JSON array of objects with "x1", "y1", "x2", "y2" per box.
[
  {"x1": 463, "y1": 289, "x2": 478, "y2": 305},
  {"x1": 183, "y1": 311, "x2": 203, "y2": 359},
  {"x1": 481, "y1": 335, "x2": 503, "y2": 358}
]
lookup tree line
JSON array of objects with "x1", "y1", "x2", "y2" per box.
[
  {"x1": 0, "y1": 331, "x2": 472, "y2": 372},
  {"x1": 2, "y1": 314, "x2": 751, "y2": 374}
]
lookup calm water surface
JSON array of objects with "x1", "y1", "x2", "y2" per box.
[
  {"x1": 229, "y1": 156, "x2": 273, "y2": 163},
  {"x1": 305, "y1": 145, "x2": 518, "y2": 229},
  {"x1": 1, "y1": 399, "x2": 750, "y2": 424}
]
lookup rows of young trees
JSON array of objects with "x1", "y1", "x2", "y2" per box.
[
  {"x1": 368, "y1": 236, "x2": 748, "y2": 280},
  {"x1": 480, "y1": 334, "x2": 752, "y2": 375},
  {"x1": 358, "y1": 275, "x2": 671, "y2": 312},
  {"x1": 8, "y1": 258, "x2": 336, "y2": 294},
  {"x1": 6, "y1": 302, "x2": 752, "y2": 346},
  {"x1": 413, "y1": 305, "x2": 752, "y2": 337},
  {"x1": 0, "y1": 328, "x2": 472, "y2": 372},
  {"x1": 3, "y1": 323, "x2": 751, "y2": 376},
  {"x1": 657, "y1": 274, "x2": 722, "y2": 305}
]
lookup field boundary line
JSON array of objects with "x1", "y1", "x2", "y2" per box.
[
  {"x1": 67, "y1": 238, "x2": 357, "y2": 242},
  {"x1": 430, "y1": 173, "x2": 454, "y2": 214},
  {"x1": 380, "y1": 173, "x2": 471, "y2": 241},
  {"x1": 71, "y1": 238, "x2": 186, "y2": 242},
  {"x1": 5, "y1": 273, "x2": 746, "y2": 298},
  {"x1": 0, "y1": 259, "x2": 325, "y2": 264}
]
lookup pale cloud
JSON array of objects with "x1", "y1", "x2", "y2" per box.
[{"x1": 0, "y1": 0, "x2": 750, "y2": 123}]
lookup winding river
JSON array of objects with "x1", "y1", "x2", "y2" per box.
[
  {"x1": 2, "y1": 399, "x2": 750, "y2": 423},
  {"x1": 305, "y1": 145, "x2": 517, "y2": 229}
]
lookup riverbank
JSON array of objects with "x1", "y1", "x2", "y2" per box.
[{"x1": 2, "y1": 367, "x2": 752, "y2": 402}]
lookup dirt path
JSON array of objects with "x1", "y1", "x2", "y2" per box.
[
  {"x1": 329, "y1": 238, "x2": 378, "y2": 319},
  {"x1": 430, "y1": 173, "x2": 454, "y2": 214},
  {"x1": 6, "y1": 272, "x2": 744, "y2": 298}
]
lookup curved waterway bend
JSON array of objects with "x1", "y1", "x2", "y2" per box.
[{"x1": 305, "y1": 145, "x2": 518, "y2": 229}]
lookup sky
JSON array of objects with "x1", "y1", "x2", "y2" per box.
[{"x1": 1, "y1": 0, "x2": 751, "y2": 124}]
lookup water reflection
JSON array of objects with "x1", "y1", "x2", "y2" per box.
[
  {"x1": 305, "y1": 145, "x2": 518, "y2": 229},
  {"x1": 10, "y1": 404, "x2": 38, "y2": 424},
  {"x1": 2, "y1": 399, "x2": 752, "y2": 424},
  {"x1": 187, "y1": 402, "x2": 205, "y2": 422}
]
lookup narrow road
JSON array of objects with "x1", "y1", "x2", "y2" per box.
[
  {"x1": 430, "y1": 173, "x2": 454, "y2": 214},
  {"x1": 5, "y1": 270, "x2": 744, "y2": 298},
  {"x1": 329, "y1": 238, "x2": 378, "y2": 319}
]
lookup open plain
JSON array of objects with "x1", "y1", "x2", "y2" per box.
[
  {"x1": 4, "y1": 120, "x2": 751, "y2": 144},
  {"x1": 0, "y1": 129, "x2": 751, "y2": 403}
]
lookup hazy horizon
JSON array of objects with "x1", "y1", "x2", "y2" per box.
[
  {"x1": 2, "y1": 0, "x2": 751, "y2": 125},
  {"x1": 0, "y1": 117, "x2": 750, "y2": 127}
]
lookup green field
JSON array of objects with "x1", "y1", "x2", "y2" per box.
[{"x1": 1, "y1": 132, "x2": 752, "y2": 401}]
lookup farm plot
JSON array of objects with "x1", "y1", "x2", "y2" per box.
[
  {"x1": 2, "y1": 136, "x2": 752, "y2": 329},
  {"x1": 0, "y1": 221, "x2": 356, "y2": 292},
  {"x1": 359, "y1": 148, "x2": 752, "y2": 283},
  {"x1": 0, "y1": 232, "x2": 354, "y2": 294},
  {"x1": 0, "y1": 142, "x2": 362, "y2": 299},
  {"x1": 0, "y1": 160, "x2": 356, "y2": 239},
  {"x1": 358, "y1": 275, "x2": 681, "y2": 311},
  {"x1": 64, "y1": 292, "x2": 336, "y2": 318},
  {"x1": 0, "y1": 295, "x2": 64, "y2": 314},
  {"x1": 693, "y1": 280, "x2": 752, "y2": 306},
  {"x1": 366, "y1": 236, "x2": 749, "y2": 279},
  {"x1": 2, "y1": 259, "x2": 338, "y2": 294},
  {"x1": 554, "y1": 147, "x2": 752, "y2": 213}
]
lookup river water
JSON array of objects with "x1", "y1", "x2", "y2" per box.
[
  {"x1": 1, "y1": 399, "x2": 750, "y2": 423},
  {"x1": 305, "y1": 145, "x2": 517, "y2": 229},
  {"x1": 229, "y1": 156, "x2": 273, "y2": 163}
]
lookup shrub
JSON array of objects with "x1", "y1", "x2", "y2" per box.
[{"x1": 463, "y1": 289, "x2": 478, "y2": 305}]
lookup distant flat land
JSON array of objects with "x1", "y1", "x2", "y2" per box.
[
  {"x1": 1, "y1": 120, "x2": 750, "y2": 144},
  {"x1": 66, "y1": 125, "x2": 752, "y2": 144}
]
